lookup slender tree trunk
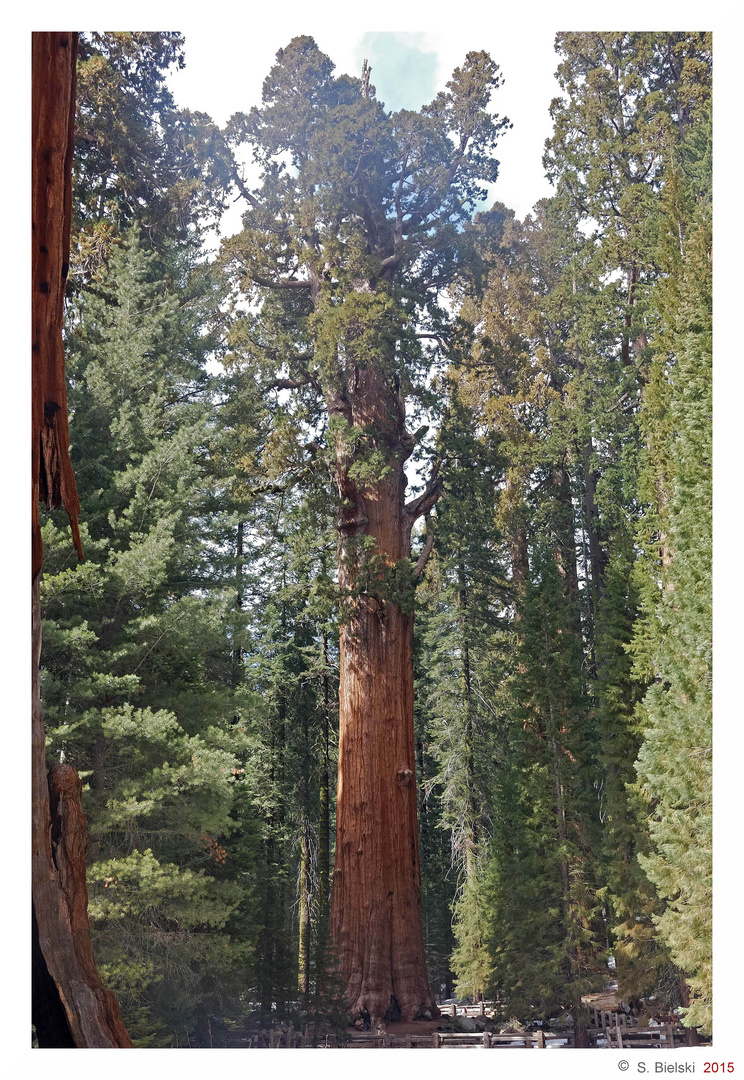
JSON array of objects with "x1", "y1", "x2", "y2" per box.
[
  {"x1": 581, "y1": 438, "x2": 606, "y2": 601},
  {"x1": 620, "y1": 264, "x2": 639, "y2": 367},
  {"x1": 298, "y1": 818, "x2": 311, "y2": 1004},
  {"x1": 458, "y1": 573, "x2": 478, "y2": 873},
  {"x1": 31, "y1": 33, "x2": 131, "y2": 1049},
  {"x1": 329, "y1": 364, "x2": 438, "y2": 1023},
  {"x1": 232, "y1": 520, "x2": 245, "y2": 683},
  {"x1": 678, "y1": 974, "x2": 701, "y2": 1045},
  {"x1": 504, "y1": 477, "x2": 529, "y2": 593},
  {"x1": 261, "y1": 704, "x2": 289, "y2": 1022},
  {"x1": 552, "y1": 463, "x2": 582, "y2": 639},
  {"x1": 573, "y1": 1014, "x2": 590, "y2": 1048},
  {"x1": 510, "y1": 524, "x2": 529, "y2": 591},
  {"x1": 298, "y1": 698, "x2": 312, "y2": 1004}
]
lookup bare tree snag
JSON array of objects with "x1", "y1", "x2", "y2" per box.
[{"x1": 32, "y1": 31, "x2": 132, "y2": 1048}]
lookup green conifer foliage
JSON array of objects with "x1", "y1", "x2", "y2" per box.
[
  {"x1": 634, "y1": 143, "x2": 712, "y2": 1031},
  {"x1": 33, "y1": 28, "x2": 713, "y2": 1043},
  {"x1": 484, "y1": 546, "x2": 606, "y2": 1028},
  {"x1": 593, "y1": 548, "x2": 671, "y2": 999},
  {"x1": 40, "y1": 229, "x2": 261, "y2": 1044},
  {"x1": 414, "y1": 391, "x2": 508, "y2": 1000},
  {"x1": 73, "y1": 33, "x2": 231, "y2": 280}
]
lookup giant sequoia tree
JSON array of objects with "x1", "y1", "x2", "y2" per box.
[{"x1": 220, "y1": 36, "x2": 509, "y2": 1021}]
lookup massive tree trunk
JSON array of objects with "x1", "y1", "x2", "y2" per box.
[
  {"x1": 318, "y1": 631, "x2": 331, "y2": 923},
  {"x1": 329, "y1": 362, "x2": 439, "y2": 1023},
  {"x1": 32, "y1": 32, "x2": 131, "y2": 1048}
]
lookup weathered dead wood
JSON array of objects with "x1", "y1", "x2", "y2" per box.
[
  {"x1": 32, "y1": 580, "x2": 132, "y2": 1047},
  {"x1": 31, "y1": 32, "x2": 131, "y2": 1049}
]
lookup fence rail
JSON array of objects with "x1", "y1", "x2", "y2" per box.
[
  {"x1": 341, "y1": 1031, "x2": 561, "y2": 1048},
  {"x1": 224, "y1": 1008, "x2": 689, "y2": 1050}
]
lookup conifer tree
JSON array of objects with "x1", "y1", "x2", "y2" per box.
[
  {"x1": 72, "y1": 32, "x2": 231, "y2": 281},
  {"x1": 414, "y1": 390, "x2": 508, "y2": 1001},
  {"x1": 484, "y1": 546, "x2": 606, "y2": 1041},
  {"x1": 40, "y1": 228, "x2": 261, "y2": 1045},
  {"x1": 633, "y1": 114, "x2": 712, "y2": 1034},
  {"x1": 219, "y1": 35, "x2": 510, "y2": 1021}
]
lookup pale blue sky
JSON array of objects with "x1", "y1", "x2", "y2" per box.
[
  {"x1": 3, "y1": 3, "x2": 741, "y2": 1064},
  {"x1": 352, "y1": 32, "x2": 438, "y2": 111},
  {"x1": 165, "y1": 25, "x2": 558, "y2": 233}
]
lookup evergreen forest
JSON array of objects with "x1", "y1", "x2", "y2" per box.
[{"x1": 36, "y1": 30, "x2": 712, "y2": 1048}]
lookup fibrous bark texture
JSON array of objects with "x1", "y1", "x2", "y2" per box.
[
  {"x1": 32, "y1": 33, "x2": 131, "y2": 1048},
  {"x1": 32, "y1": 31, "x2": 82, "y2": 582},
  {"x1": 329, "y1": 365, "x2": 439, "y2": 1023}
]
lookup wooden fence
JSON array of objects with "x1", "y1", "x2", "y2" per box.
[
  {"x1": 604, "y1": 1025, "x2": 681, "y2": 1049},
  {"x1": 224, "y1": 1000, "x2": 689, "y2": 1049},
  {"x1": 227, "y1": 1026, "x2": 693, "y2": 1049},
  {"x1": 340, "y1": 1031, "x2": 560, "y2": 1048},
  {"x1": 587, "y1": 1006, "x2": 636, "y2": 1031}
]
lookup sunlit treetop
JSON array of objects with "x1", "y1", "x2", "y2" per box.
[{"x1": 221, "y1": 36, "x2": 511, "y2": 306}]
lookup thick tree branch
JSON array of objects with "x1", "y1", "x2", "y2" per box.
[
  {"x1": 230, "y1": 164, "x2": 261, "y2": 209},
  {"x1": 415, "y1": 332, "x2": 448, "y2": 351},
  {"x1": 412, "y1": 530, "x2": 435, "y2": 579},
  {"x1": 252, "y1": 274, "x2": 312, "y2": 291},
  {"x1": 264, "y1": 367, "x2": 321, "y2": 394},
  {"x1": 404, "y1": 462, "x2": 443, "y2": 521}
]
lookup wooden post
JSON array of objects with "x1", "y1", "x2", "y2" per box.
[
  {"x1": 482, "y1": 1031, "x2": 489, "y2": 1048},
  {"x1": 451, "y1": 1003, "x2": 457, "y2": 1017},
  {"x1": 617, "y1": 1028, "x2": 624, "y2": 1049},
  {"x1": 433, "y1": 1032, "x2": 441, "y2": 1048},
  {"x1": 536, "y1": 1030, "x2": 546, "y2": 1048},
  {"x1": 480, "y1": 1000, "x2": 486, "y2": 1016}
]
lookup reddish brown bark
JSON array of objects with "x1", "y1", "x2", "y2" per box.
[
  {"x1": 581, "y1": 437, "x2": 606, "y2": 600},
  {"x1": 573, "y1": 1017, "x2": 590, "y2": 1048},
  {"x1": 504, "y1": 476, "x2": 528, "y2": 591},
  {"x1": 33, "y1": 583, "x2": 132, "y2": 1047},
  {"x1": 678, "y1": 974, "x2": 701, "y2": 1045},
  {"x1": 329, "y1": 364, "x2": 439, "y2": 1023},
  {"x1": 32, "y1": 32, "x2": 131, "y2": 1048},
  {"x1": 32, "y1": 31, "x2": 83, "y2": 582}
]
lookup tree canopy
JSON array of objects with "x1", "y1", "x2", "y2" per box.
[{"x1": 35, "y1": 29, "x2": 712, "y2": 1047}]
